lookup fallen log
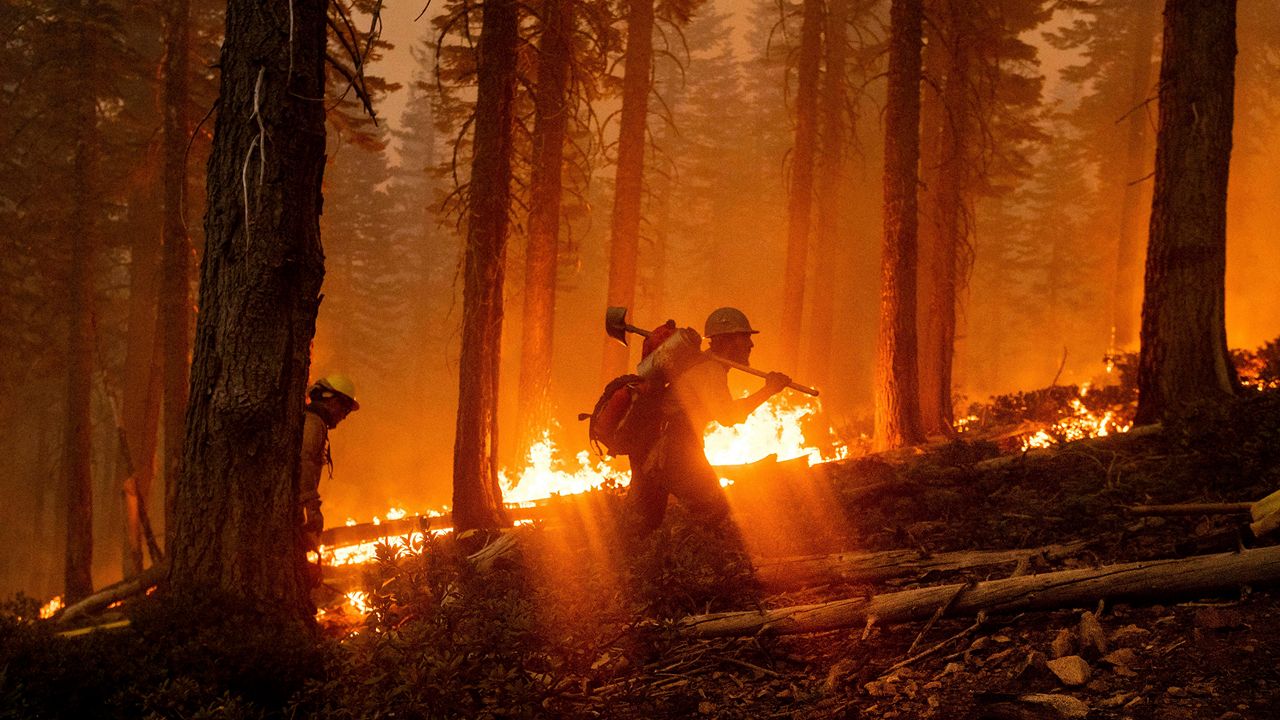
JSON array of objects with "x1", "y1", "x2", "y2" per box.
[
  {"x1": 1127, "y1": 502, "x2": 1253, "y2": 516},
  {"x1": 57, "y1": 562, "x2": 167, "y2": 626},
  {"x1": 678, "y1": 545, "x2": 1280, "y2": 637},
  {"x1": 753, "y1": 542, "x2": 1087, "y2": 590}
]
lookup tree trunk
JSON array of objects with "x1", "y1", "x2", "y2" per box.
[
  {"x1": 918, "y1": 0, "x2": 969, "y2": 438},
  {"x1": 874, "y1": 0, "x2": 927, "y2": 451},
  {"x1": 64, "y1": 11, "x2": 98, "y2": 605},
  {"x1": 601, "y1": 0, "x2": 655, "y2": 381},
  {"x1": 778, "y1": 0, "x2": 824, "y2": 374},
  {"x1": 515, "y1": 0, "x2": 573, "y2": 466},
  {"x1": 120, "y1": 167, "x2": 163, "y2": 579},
  {"x1": 806, "y1": 0, "x2": 849, "y2": 388},
  {"x1": 680, "y1": 546, "x2": 1280, "y2": 637},
  {"x1": 1134, "y1": 0, "x2": 1238, "y2": 425},
  {"x1": 160, "y1": 0, "x2": 193, "y2": 553},
  {"x1": 1110, "y1": 0, "x2": 1161, "y2": 351},
  {"x1": 168, "y1": 0, "x2": 328, "y2": 623},
  {"x1": 452, "y1": 0, "x2": 520, "y2": 533}
]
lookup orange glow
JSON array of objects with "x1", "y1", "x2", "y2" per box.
[
  {"x1": 39, "y1": 596, "x2": 63, "y2": 619},
  {"x1": 703, "y1": 396, "x2": 848, "y2": 466},
  {"x1": 1020, "y1": 383, "x2": 1131, "y2": 450},
  {"x1": 500, "y1": 432, "x2": 630, "y2": 504}
]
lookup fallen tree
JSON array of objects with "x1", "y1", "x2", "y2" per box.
[
  {"x1": 57, "y1": 562, "x2": 167, "y2": 626},
  {"x1": 753, "y1": 542, "x2": 1087, "y2": 590},
  {"x1": 678, "y1": 545, "x2": 1280, "y2": 637}
]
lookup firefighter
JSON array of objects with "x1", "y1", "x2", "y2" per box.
[
  {"x1": 300, "y1": 374, "x2": 359, "y2": 553},
  {"x1": 628, "y1": 307, "x2": 791, "y2": 535}
]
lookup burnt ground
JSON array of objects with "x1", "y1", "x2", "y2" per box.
[{"x1": 439, "y1": 389, "x2": 1280, "y2": 720}]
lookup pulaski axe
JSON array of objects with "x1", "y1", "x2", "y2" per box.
[{"x1": 605, "y1": 306, "x2": 820, "y2": 397}]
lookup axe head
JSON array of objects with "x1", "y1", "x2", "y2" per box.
[{"x1": 605, "y1": 306, "x2": 631, "y2": 346}]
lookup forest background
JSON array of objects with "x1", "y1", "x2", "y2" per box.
[{"x1": 2, "y1": 0, "x2": 1278, "y2": 601}]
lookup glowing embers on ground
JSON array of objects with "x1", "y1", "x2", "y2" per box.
[{"x1": 1020, "y1": 382, "x2": 1132, "y2": 451}]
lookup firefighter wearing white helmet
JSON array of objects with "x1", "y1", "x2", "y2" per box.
[
  {"x1": 628, "y1": 307, "x2": 790, "y2": 535},
  {"x1": 300, "y1": 373, "x2": 360, "y2": 561}
]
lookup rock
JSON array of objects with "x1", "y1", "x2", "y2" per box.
[
  {"x1": 1014, "y1": 650, "x2": 1049, "y2": 681},
  {"x1": 1050, "y1": 628, "x2": 1074, "y2": 659},
  {"x1": 1046, "y1": 656, "x2": 1091, "y2": 687},
  {"x1": 1078, "y1": 611, "x2": 1108, "y2": 658},
  {"x1": 1018, "y1": 694, "x2": 1090, "y2": 719},
  {"x1": 697, "y1": 701, "x2": 716, "y2": 714},
  {"x1": 1101, "y1": 648, "x2": 1139, "y2": 668},
  {"x1": 1109, "y1": 623, "x2": 1150, "y2": 648},
  {"x1": 1166, "y1": 686, "x2": 1187, "y2": 698},
  {"x1": 940, "y1": 662, "x2": 964, "y2": 678},
  {"x1": 1100, "y1": 692, "x2": 1135, "y2": 708}
]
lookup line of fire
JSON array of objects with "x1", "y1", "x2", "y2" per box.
[{"x1": 5, "y1": 0, "x2": 1280, "y2": 717}]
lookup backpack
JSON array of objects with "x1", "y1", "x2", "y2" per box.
[{"x1": 581, "y1": 320, "x2": 680, "y2": 456}]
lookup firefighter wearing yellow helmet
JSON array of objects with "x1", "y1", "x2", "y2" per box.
[{"x1": 300, "y1": 373, "x2": 360, "y2": 559}]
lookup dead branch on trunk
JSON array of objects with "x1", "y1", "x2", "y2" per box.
[
  {"x1": 678, "y1": 545, "x2": 1280, "y2": 637},
  {"x1": 1126, "y1": 502, "x2": 1253, "y2": 516}
]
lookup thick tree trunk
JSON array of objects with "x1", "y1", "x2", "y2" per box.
[
  {"x1": 806, "y1": 0, "x2": 848, "y2": 388},
  {"x1": 160, "y1": 0, "x2": 193, "y2": 552},
  {"x1": 168, "y1": 0, "x2": 328, "y2": 623},
  {"x1": 601, "y1": 0, "x2": 655, "y2": 381},
  {"x1": 875, "y1": 0, "x2": 926, "y2": 451},
  {"x1": 515, "y1": 0, "x2": 573, "y2": 466},
  {"x1": 1110, "y1": 0, "x2": 1161, "y2": 351},
  {"x1": 1134, "y1": 0, "x2": 1238, "y2": 425},
  {"x1": 452, "y1": 0, "x2": 520, "y2": 533},
  {"x1": 918, "y1": 0, "x2": 968, "y2": 438},
  {"x1": 779, "y1": 0, "x2": 824, "y2": 374},
  {"x1": 64, "y1": 12, "x2": 98, "y2": 605},
  {"x1": 680, "y1": 546, "x2": 1280, "y2": 637}
]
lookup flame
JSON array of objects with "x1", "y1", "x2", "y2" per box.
[
  {"x1": 344, "y1": 590, "x2": 372, "y2": 615},
  {"x1": 703, "y1": 396, "x2": 848, "y2": 466},
  {"x1": 39, "y1": 596, "x2": 63, "y2": 619},
  {"x1": 1021, "y1": 387, "x2": 1131, "y2": 451},
  {"x1": 500, "y1": 432, "x2": 630, "y2": 504}
]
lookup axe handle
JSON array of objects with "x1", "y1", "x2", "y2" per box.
[
  {"x1": 620, "y1": 321, "x2": 819, "y2": 396},
  {"x1": 710, "y1": 354, "x2": 820, "y2": 397}
]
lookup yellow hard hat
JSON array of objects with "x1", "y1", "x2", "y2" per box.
[
  {"x1": 704, "y1": 307, "x2": 759, "y2": 337},
  {"x1": 311, "y1": 373, "x2": 359, "y2": 410}
]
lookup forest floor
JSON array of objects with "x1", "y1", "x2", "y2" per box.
[
  {"x1": 338, "y1": 384, "x2": 1280, "y2": 720},
  {"x1": 6, "y1": 375, "x2": 1280, "y2": 719}
]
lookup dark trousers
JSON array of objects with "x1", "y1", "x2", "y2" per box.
[{"x1": 627, "y1": 423, "x2": 730, "y2": 535}]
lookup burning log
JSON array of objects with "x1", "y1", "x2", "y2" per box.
[
  {"x1": 754, "y1": 541, "x2": 1087, "y2": 590},
  {"x1": 678, "y1": 545, "x2": 1280, "y2": 637},
  {"x1": 973, "y1": 423, "x2": 1162, "y2": 471}
]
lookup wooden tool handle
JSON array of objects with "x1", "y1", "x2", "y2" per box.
[{"x1": 709, "y1": 354, "x2": 820, "y2": 397}]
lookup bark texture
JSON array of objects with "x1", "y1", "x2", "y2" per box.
[
  {"x1": 806, "y1": 0, "x2": 849, "y2": 388},
  {"x1": 1110, "y1": 0, "x2": 1161, "y2": 351},
  {"x1": 601, "y1": 0, "x2": 655, "y2": 381},
  {"x1": 161, "y1": 0, "x2": 193, "y2": 550},
  {"x1": 917, "y1": 0, "x2": 968, "y2": 437},
  {"x1": 168, "y1": 0, "x2": 328, "y2": 622},
  {"x1": 1134, "y1": 0, "x2": 1238, "y2": 425},
  {"x1": 515, "y1": 0, "x2": 573, "y2": 465},
  {"x1": 452, "y1": 0, "x2": 520, "y2": 532},
  {"x1": 778, "y1": 0, "x2": 824, "y2": 374},
  {"x1": 874, "y1": 0, "x2": 926, "y2": 450}
]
